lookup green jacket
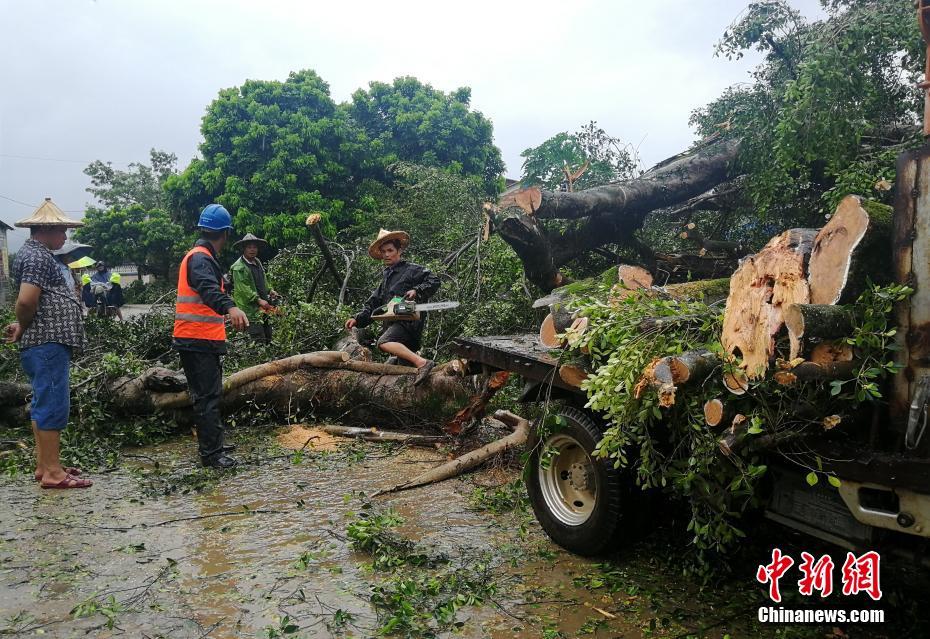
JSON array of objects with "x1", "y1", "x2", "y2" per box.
[{"x1": 230, "y1": 256, "x2": 272, "y2": 322}]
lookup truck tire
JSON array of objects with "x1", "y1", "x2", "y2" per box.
[{"x1": 526, "y1": 407, "x2": 628, "y2": 556}]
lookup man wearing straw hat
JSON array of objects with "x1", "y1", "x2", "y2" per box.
[
  {"x1": 230, "y1": 233, "x2": 279, "y2": 342},
  {"x1": 5, "y1": 198, "x2": 92, "y2": 488},
  {"x1": 344, "y1": 228, "x2": 440, "y2": 386}
]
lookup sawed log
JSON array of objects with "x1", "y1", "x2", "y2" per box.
[{"x1": 783, "y1": 303, "x2": 856, "y2": 360}]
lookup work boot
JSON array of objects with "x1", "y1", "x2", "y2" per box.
[{"x1": 202, "y1": 453, "x2": 238, "y2": 469}]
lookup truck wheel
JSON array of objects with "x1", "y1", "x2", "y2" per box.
[{"x1": 527, "y1": 407, "x2": 627, "y2": 556}]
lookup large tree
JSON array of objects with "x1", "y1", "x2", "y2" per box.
[
  {"x1": 76, "y1": 149, "x2": 188, "y2": 278},
  {"x1": 75, "y1": 206, "x2": 188, "y2": 279},
  {"x1": 166, "y1": 71, "x2": 504, "y2": 246},
  {"x1": 348, "y1": 76, "x2": 504, "y2": 194},
  {"x1": 493, "y1": 0, "x2": 922, "y2": 291}
]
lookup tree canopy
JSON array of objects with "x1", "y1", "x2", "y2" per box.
[
  {"x1": 76, "y1": 149, "x2": 188, "y2": 278},
  {"x1": 519, "y1": 121, "x2": 639, "y2": 191},
  {"x1": 165, "y1": 70, "x2": 503, "y2": 246}
]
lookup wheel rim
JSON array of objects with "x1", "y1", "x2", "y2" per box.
[{"x1": 538, "y1": 432, "x2": 597, "y2": 525}]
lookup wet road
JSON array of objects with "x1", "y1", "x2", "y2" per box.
[{"x1": 0, "y1": 428, "x2": 908, "y2": 638}]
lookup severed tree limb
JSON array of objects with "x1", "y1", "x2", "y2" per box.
[
  {"x1": 444, "y1": 371, "x2": 511, "y2": 435},
  {"x1": 704, "y1": 399, "x2": 729, "y2": 427},
  {"x1": 493, "y1": 137, "x2": 741, "y2": 291},
  {"x1": 305, "y1": 213, "x2": 345, "y2": 289},
  {"x1": 372, "y1": 409, "x2": 531, "y2": 496}
]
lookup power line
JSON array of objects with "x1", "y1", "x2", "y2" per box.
[
  {"x1": 0, "y1": 153, "x2": 94, "y2": 165},
  {"x1": 0, "y1": 193, "x2": 34, "y2": 207},
  {"x1": 0, "y1": 193, "x2": 84, "y2": 213}
]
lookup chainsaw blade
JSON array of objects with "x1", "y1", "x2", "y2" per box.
[{"x1": 414, "y1": 301, "x2": 460, "y2": 311}]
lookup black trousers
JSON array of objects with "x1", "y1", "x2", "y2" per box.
[{"x1": 178, "y1": 350, "x2": 226, "y2": 460}]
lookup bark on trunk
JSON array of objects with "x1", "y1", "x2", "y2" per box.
[
  {"x1": 108, "y1": 354, "x2": 478, "y2": 430},
  {"x1": 783, "y1": 303, "x2": 856, "y2": 360}
]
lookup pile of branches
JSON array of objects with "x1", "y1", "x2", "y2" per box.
[{"x1": 534, "y1": 195, "x2": 905, "y2": 566}]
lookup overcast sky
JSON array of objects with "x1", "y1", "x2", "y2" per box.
[{"x1": 0, "y1": 0, "x2": 826, "y2": 251}]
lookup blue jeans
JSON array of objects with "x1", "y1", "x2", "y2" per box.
[{"x1": 21, "y1": 342, "x2": 72, "y2": 431}]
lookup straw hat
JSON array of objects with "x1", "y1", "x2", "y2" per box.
[
  {"x1": 368, "y1": 228, "x2": 410, "y2": 259},
  {"x1": 15, "y1": 198, "x2": 83, "y2": 228},
  {"x1": 233, "y1": 232, "x2": 268, "y2": 249}
]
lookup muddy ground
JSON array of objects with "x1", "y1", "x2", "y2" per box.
[{"x1": 0, "y1": 426, "x2": 925, "y2": 638}]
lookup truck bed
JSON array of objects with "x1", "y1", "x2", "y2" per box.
[{"x1": 451, "y1": 334, "x2": 582, "y2": 393}]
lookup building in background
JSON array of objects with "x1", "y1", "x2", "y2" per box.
[{"x1": 0, "y1": 218, "x2": 12, "y2": 306}]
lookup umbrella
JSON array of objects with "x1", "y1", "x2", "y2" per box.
[{"x1": 68, "y1": 256, "x2": 96, "y2": 269}]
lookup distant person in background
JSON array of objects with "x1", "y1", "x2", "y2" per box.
[
  {"x1": 230, "y1": 233, "x2": 279, "y2": 342},
  {"x1": 81, "y1": 273, "x2": 94, "y2": 313},
  {"x1": 91, "y1": 260, "x2": 111, "y2": 284},
  {"x1": 51, "y1": 242, "x2": 85, "y2": 300},
  {"x1": 107, "y1": 272, "x2": 124, "y2": 321}
]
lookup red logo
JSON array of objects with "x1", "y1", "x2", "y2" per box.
[{"x1": 756, "y1": 548, "x2": 795, "y2": 603}]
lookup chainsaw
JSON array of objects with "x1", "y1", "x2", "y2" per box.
[{"x1": 371, "y1": 297, "x2": 460, "y2": 321}]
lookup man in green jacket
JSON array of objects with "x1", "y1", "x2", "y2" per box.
[{"x1": 230, "y1": 233, "x2": 279, "y2": 341}]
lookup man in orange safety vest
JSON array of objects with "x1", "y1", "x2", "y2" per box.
[{"x1": 173, "y1": 204, "x2": 249, "y2": 468}]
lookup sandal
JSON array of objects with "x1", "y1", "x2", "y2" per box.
[
  {"x1": 41, "y1": 474, "x2": 93, "y2": 489},
  {"x1": 34, "y1": 467, "x2": 82, "y2": 482},
  {"x1": 414, "y1": 360, "x2": 437, "y2": 387}
]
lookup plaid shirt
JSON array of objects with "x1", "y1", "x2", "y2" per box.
[{"x1": 11, "y1": 239, "x2": 85, "y2": 351}]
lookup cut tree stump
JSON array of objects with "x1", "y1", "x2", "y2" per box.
[
  {"x1": 617, "y1": 264, "x2": 653, "y2": 289},
  {"x1": 807, "y1": 195, "x2": 873, "y2": 305},
  {"x1": 373, "y1": 409, "x2": 531, "y2": 496},
  {"x1": 722, "y1": 228, "x2": 817, "y2": 379},
  {"x1": 704, "y1": 399, "x2": 728, "y2": 427}
]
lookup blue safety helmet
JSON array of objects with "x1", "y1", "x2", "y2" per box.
[{"x1": 197, "y1": 204, "x2": 233, "y2": 231}]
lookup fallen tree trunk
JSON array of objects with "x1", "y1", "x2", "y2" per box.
[
  {"x1": 493, "y1": 137, "x2": 741, "y2": 291},
  {"x1": 0, "y1": 382, "x2": 31, "y2": 407},
  {"x1": 373, "y1": 409, "x2": 531, "y2": 496},
  {"x1": 808, "y1": 196, "x2": 890, "y2": 305},
  {"x1": 108, "y1": 353, "x2": 478, "y2": 429}
]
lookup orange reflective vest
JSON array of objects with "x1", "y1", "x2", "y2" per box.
[{"x1": 173, "y1": 246, "x2": 227, "y2": 341}]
